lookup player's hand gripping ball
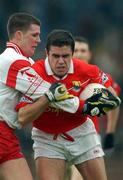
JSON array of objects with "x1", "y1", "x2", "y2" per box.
[
  {"x1": 45, "y1": 82, "x2": 74, "y2": 102},
  {"x1": 80, "y1": 83, "x2": 121, "y2": 116}
]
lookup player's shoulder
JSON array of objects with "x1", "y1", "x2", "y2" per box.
[
  {"x1": 72, "y1": 58, "x2": 99, "y2": 72},
  {"x1": 35, "y1": 58, "x2": 45, "y2": 64},
  {"x1": 0, "y1": 47, "x2": 30, "y2": 65},
  {"x1": 32, "y1": 59, "x2": 45, "y2": 74},
  {"x1": 33, "y1": 59, "x2": 45, "y2": 68},
  {"x1": 72, "y1": 58, "x2": 87, "y2": 66}
]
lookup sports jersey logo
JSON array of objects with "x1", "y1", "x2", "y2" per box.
[
  {"x1": 20, "y1": 67, "x2": 36, "y2": 78},
  {"x1": 46, "y1": 106, "x2": 64, "y2": 116},
  {"x1": 19, "y1": 67, "x2": 42, "y2": 87},
  {"x1": 72, "y1": 81, "x2": 81, "y2": 92},
  {"x1": 20, "y1": 95, "x2": 33, "y2": 103},
  {"x1": 101, "y1": 73, "x2": 108, "y2": 84}
]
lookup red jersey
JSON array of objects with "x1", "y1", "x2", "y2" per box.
[{"x1": 17, "y1": 58, "x2": 111, "y2": 134}]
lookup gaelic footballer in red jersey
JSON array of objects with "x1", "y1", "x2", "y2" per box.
[
  {"x1": 67, "y1": 35, "x2": 122, "y2": 180},
  {"x1": 16, "y1": 58, "x2": 119, "y2": 133},
  {"x1": 16, "y1": 30, "x2": 121, "y2": 180}
]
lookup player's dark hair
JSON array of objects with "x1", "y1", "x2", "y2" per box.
[
  {"x1": 74, "y1": 36, "x2": 91, "y2": 50},
  {"x1": 46, "y1": 29, "x2": 75, "y2": 53},
  {"x1": 74, "y1": 36, "x2": 89, "y2": 44},
  {"x1": 7, "y1": 12, "x2": 41, "y2": 39}
]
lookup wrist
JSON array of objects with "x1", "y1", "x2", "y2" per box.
[
  {"x1": 45, "y1": 91, "x2": 54, "y2": 102},
  {"x1": 39, "y1": 95, "x2": 50, "y2": 103}
]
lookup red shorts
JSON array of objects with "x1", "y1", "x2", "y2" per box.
[{"x1": 0, "y1": 121, "x2": 24, "y2": 164}]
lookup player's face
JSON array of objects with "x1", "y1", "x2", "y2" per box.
[
  {"x1": 19, "y1": 24, "x2": 41, "y2": 57},
  {"x1": 73, "y1": 41, "x2": 91, "y2": 63},
  {"x1": 47, "y1": 45, "x2": 73, "y2": 78}
]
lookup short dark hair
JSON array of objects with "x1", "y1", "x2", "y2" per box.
[
  {"x1": 74, "y1": 36, "x2": 89, "y2": 44},
  {"x1": 74, "y1": 36, "x2": 91, "y2": 50},
  {"x1": 46, "y1": 29, "x2": 75, "y2": 53},
  {"x1": 7, "y1": 12, "x2": 41, "y2": 39}
]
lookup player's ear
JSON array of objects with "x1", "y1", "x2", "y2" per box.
[
  {"x1": 15, "y1": 31, "x2": 23, "y2": 41},
  {"x1": 45, "y1": 48, "x2": 48, "y2": 57}
]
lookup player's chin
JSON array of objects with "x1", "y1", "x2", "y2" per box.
[
  {"x1": 30, "y1": 47, "x2": 36, "y2": 56},
  {"x1": 55, "y1": 69, "x2": 67, "y2": 77},
  {"x1": 55, "y1": 71, "x2": 67, "y2": 78}
]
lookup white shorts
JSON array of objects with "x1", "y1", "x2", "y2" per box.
[{"x1": 32, "y1": 118, "x2": 104, "y2": 165}]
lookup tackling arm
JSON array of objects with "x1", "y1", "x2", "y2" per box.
[
  {"x1": 18, "y1": 96, "x2": 49, "y2": 127},
  {"x1": 17, "y1": 82, "x2": 80, "y2": 126}
]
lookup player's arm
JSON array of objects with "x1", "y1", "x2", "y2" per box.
[
  {"x1": 5, "y1": 61, "x2": 80, "y2": 114},
  {"x1": 17, "y1": 95, "x2": 49, "y2": 127},
  {"x1": 9, "y1": 61, "x2": 120, "y2": 116},
  {"x1": 17, "y1": 82, "x2": 75, "y2": 126},
  {"x1": 106, "y1": 107, "x2": 120, "y2": 133},
  {"x1": 2, "y1": 60, "x2": 83, "y2": 114},
  {"x1": 103, "y1": 107, "x2": 120, "y2": 150},
  {"x1": 103, "y1": 86, "x2": 121, "y2": 149},
  {"x1": 1, "y1": 59, "x2": 51, "y2": 99},
  {"x1": 2, "y1": 59, "x2": 32, "y2": 91},
  {"x1": 16, "y1": 66, "x2": 81, "y2": 114},
  {"x1": 106, "y1": 86, "x2": 120, "y2": 134}
]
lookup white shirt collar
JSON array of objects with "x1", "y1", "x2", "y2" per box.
[{"x1": 45, "y1": 57, "x2": 74, "y2": 79}]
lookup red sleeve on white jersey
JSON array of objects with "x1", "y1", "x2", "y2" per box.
[
  {"x1": 6, "y1": 60, "x2": 31, "y2": 88},
  {"x1": 1, "y1": 59, "x2": 51, "y2": 100}
]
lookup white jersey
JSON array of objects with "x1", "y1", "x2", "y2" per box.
[
  {"x1": 0, "y1": 42, "x2": 34, "y2": 128},
  {"x1": 0, "y1": 42, "x2": 79, "y2": 129}
]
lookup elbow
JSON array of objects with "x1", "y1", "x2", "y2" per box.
[
  {"x1": 18, "y1": 115, "x2": 26, "y2": 127},
  {"x1": 18, "y1": 110, "x2": 28, "y2": 127}
]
